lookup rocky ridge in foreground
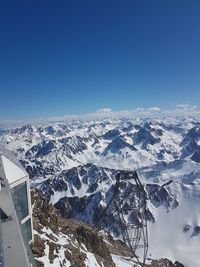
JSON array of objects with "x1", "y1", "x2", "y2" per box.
[{"x1": 31, "y1": 189, "x2": 184, "y2": 267}]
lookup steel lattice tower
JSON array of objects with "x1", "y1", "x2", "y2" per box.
[{"x1": 97, "y1": 170, "x2": 148, "y2": 267}]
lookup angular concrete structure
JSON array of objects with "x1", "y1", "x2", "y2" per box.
[{"x1": 0, "y1": 147, "x2": 35, "y2": 267}]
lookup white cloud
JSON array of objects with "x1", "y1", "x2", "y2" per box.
[
  {"x1": 96, "y1": 108, "x2": 113, "y2": 113},
  {"x1": 148, "y1": 107, "x2": 161, "y2": 111},
  {"x1": 44, "y1": 104, "x2": 200, "y2": 122},
  {"x1": 175, "y1": 103, "x2": 198, "y2": 111},
  {"x1": 176, "y1": 104, "x2": 190, "y2": 109},
  {"x1": 135, "y1": 107, "x2": 145, "y2": 111},
  {"x1": 1, "y1": 104, "x2": 200, "y2": 128}
]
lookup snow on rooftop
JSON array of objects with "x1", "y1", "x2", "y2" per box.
[
  {"x1": 1, "y1": 154, "x2": 27, "y2": 185},
  {"x1": 0, "y1": 145, "x2": 24, "y2": 171},
  {"x1": 0, "y1": 145, "x2": 28, "y2": 185}
]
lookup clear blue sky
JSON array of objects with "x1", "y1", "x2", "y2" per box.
[{"x1": 0, "y1": 0, "x2": 200, "y2": 120}]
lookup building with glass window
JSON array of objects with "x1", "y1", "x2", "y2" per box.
[{"x1": 0, "y1": 147, "x2": 35, "y2": 267}]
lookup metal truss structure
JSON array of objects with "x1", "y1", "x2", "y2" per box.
[{"x1": 97, "y1": 170, "x2": 148, "y2": 267}]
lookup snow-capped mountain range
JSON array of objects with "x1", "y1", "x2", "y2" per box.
[{"x1": 1, "y1": 117, "x2": 200, "y2": 267}]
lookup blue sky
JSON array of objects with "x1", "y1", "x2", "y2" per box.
[{"x1": 0, "y1": 1, "x2": 200, "y2": 120}]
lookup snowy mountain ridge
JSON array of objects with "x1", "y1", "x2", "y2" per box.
[{"x1": 0, "y1": 117, "x2": 200, "y2": 267}]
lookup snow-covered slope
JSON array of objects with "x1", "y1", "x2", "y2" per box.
[
  {"x1": 31, "y1": 188, "x2": 184, "y2": 267},
  {"x1": 1, "y1": 117, "x2": 200, "y2": 266},
  {"x1": 31, "y1": 188, "x2": 142, "y2": 267},
  {"x1": 0, "y1": 118, "x2": 186, "y2": 174}
]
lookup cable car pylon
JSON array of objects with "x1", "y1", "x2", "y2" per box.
[{"x1": 97, "y1": 170, "x2": 148, "y2": 267}]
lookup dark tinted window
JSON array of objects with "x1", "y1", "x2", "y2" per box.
[
  {"x1": 21, "y1": 218, "x2": 32, "y2": 242},
  {"x1": 0, "y1": 208, "x2": 8, "y2": 220},
  {"x1": 11, "y1": 182, "x2": 29, "y2": 221}
]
